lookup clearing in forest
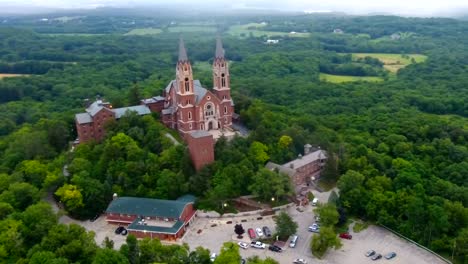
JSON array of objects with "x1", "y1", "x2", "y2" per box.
[
  {"x1": 319, "y1": 73, "x2": 384, "y2": 83},
  {"x1": 124, "y1": 28, "x2": 163, "y2": 35},
  {"x1": 167, "y1": 26, "x2": 217, "y2": 33},
  {"x1": 351, "y1": 53, "x2": 427, "y2": 73},
  {"x1": 0, "y1": 73, "x2": 28, "y2": 79},
  {"x1": 228, "y1": 23, "x2": 310, "y2": 38}
]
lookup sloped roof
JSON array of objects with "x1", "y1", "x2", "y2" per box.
[
  {"x1": 266, "y1": 161, "x2": 295, "y2": 177},
  {"x1": 75, "y1": 113, "x2": 93, "y2": 124},
  {"x1": 106, "y1": 196, "x2": 193, "y2": 219},
  {"x1": 113, "y1": 105, "x2": 151, "y2": 119},
  {"x1": 178, "y1": 38, "x2": 188, "y2": 62},
  {"x1": 165, "y1": 79, "x2": 208, "y2": 105},
  {"x1": 282, "y1": 149, "x2": 327, "y2": 170},
  {"x1": 215, "y1": 36, "x2": 225, "y2": 59},
  {"x1": 141, "y1": 96, "x2": 164, "y2": 104}
]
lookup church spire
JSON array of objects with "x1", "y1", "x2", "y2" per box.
[
  {"x1": 178, "y1": 37, "x2": 188, "y2": 62},
  {"x1": 215, "y1": 36, "x2": 225, "y2": 59}
]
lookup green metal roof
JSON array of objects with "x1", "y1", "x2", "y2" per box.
[
  {"x1": 127, "y1": 219, "x2": 185, "y2": 234},
  {"x1": 176, "y1": 194, "x2": 196, "y2": 203},
  {"x1": 105, "y1": 197, "x2": 193, "y2": 219}
]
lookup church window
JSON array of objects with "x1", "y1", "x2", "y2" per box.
[
  {"x1": 184, "y1": 77, "x2": 190, "y2": 92},
  {"x1": 201, "y1": 124, "x2": 204, "y2": 130},
  {"x1": 205, "y1": 104, "x2": 214, "y2": 117},
  {"x1": 188, "y1": 111, "x2": 192, "y2": 120},
  {"x1": 221, "y1": 73, "x2": 226, "y2": 87},
  {"x1": 189, "y1": 123, "x2": 192, "y2": 129},
  {"x1": 223, "y1": 95, "x2": 227, "y2": 100},
  {"x1": 224, "y1": 106, "x2": 227, "y2": 114}
]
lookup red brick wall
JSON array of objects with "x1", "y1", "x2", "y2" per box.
[
  {"x1": 92, "y1": 108, "x2": 115, "y2": 142},
  {"x1": 146, "y1": 101, "x2": 165, "y2": 113},
  {"x1": 187, "y1": 133, "x2": 214, "y2": 171}
]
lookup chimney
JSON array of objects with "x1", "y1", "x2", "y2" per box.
[
  {"x1": 113, "y1": 193, "x2": 118, "y2": 200},
  {"x1": 298, "y1": 154, "x2": 302, "y2": 159},
  {"x1": 304, "y1": 144, "x2": 312, "y2": 155}
]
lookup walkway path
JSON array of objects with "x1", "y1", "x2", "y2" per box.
[{"x1": 164, "y1": 133, "x2": 180, "y2": 145}]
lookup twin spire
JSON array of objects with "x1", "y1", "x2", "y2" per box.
[{"x1": 178, "y1": 36, "x2": 225, "y2": 63}]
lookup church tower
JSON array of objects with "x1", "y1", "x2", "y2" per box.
[
  {"x1": 176, "y1": 38, "x2": 196, "y2": 133},
  {"x1": 212, "y1": 37, "x2": 233, "y2": 128}
]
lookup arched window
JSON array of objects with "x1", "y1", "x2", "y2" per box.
[
  {"x1": 184, "y1": 77, "x2": 190, "y2": 92},
  {"x1": 224, "y1": 106, "x2": 228, "y2": 114},
  {"x1": 188, "y1": 111, "x2": 192, "y2": 120},
  {"x1": 200, "y1": 123, "x2": 205, "y2": 130},
  {"x1": 205, "y1": 104, "x2": 214, "y2": 117},
  {"x1": 221, "y1": 73, "x2": 226, "y2": 87}
]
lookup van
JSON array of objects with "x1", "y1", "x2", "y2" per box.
[
  {"x1": 289, "y1": 235, "x2": 298, "y2": 248},
  {"x1": 312, "y1": 198, "x2": 318, "y2": 206}
]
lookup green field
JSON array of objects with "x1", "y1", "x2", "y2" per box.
[
  {"x1": 0, "y1": 73, "x2": 29, "y2": 79},
  {"x1": 167, "y1": 26, "x2": 217, "y2": 33},
  {"x1": 351, "y1": 53, "x2": 427, "y2": 73},
  {"x1": 228, "y1": 23, "x2": 310, "y2": 38},
  {"x1": 124, "y1": 28, "x2": 163, "y2": 35},
  {"x1": 319, "y1": 73, "x2": 384, "y2": 83}
]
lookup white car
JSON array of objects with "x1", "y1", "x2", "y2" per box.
[
  {"x1": 210, "y1": 253, "x2": 217, "y2": 262},
  {"x1": 250, "y1": 241, "x2": 266, "y2": 249},
  {"x1": 238, "y1": 242, "x2": 249, "y2": 249},
  {"x1": 255, "y1": 227, "x2": 264, "y2": 237},
  {"x1": 308, "y1": 223, "x2": 320, "y2": 233},
  {"x1": 293, "y1": 259, "x2": 307, "y2": 264}
]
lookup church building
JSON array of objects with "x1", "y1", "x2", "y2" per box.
[{"x1": 158, "y1": 37, "x2": 234, "y2": 137}]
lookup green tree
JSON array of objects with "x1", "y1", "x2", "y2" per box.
[
  {"x1": 0, "y1": 182, "x2": 40, "y2": 211},
  {"x1": 55, "y1": 184, "x2": 84, "y2": 212},
  {"x1": 20, "y1": 202, "x2": 58, "y2": 247},
  {"x1": 249, "y1": 168, "x2": 292, "y2": 202},
  {"x1": 29, "y1": 251, "x2": 69, "y2": 264},
  {"x1": 248, "y1": 141, "x2": 270, "y2": 165},
  {"x1": 214, "y1": 242, "x2": 241, "y2": 264},
  {"x1": 274, "y1": 211, "x2": 298, "y2": 240},
  {"x1": 93, "y1": 248, "x2": 129, "y2": 264},
  {"x1": 311, "y1": 226, "x2": 342, "y2": 258},
  {"x1": 314, "y1": 203, "x2": 339, "y2": 227},
  {"x1": 188, "y1": 246, "x2": 211, "y2": 264},
  {"x1": 121, "y1": 235, "x2": 140, "y2": 264}
]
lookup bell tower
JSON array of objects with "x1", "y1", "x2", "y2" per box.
[
  {"x1": 175, "y1": 38, "x2": 196, "y2": 133},
  {"x1": 212, "y1": 37, "x2": 233, "y2": 128}
]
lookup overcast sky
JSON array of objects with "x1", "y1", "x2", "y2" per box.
[{"x1": 2, "y1": 0, "x2": 468, "y2": 16}]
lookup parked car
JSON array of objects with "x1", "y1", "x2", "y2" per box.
[
  {"x1": 115, "y1": 226, "x2": 125, "y2": 234},
  {"x1": 263, "y1": 226, "x2": 272, "y2": 237},
  {"x1": 250, "y1": 241, "x2": 266, "y2": 249},
  {"x1": 248, "y1": 228, "x2": 256, "y2": 239},
  {"x1": 385, "y1": 252, "x2": 397, "y2": 259},
  {"x1": 268, "y1": 245, "x2": 282, "y2": 252},
  {"x1": 371, "y1": 254, "x2": 382, "y2": 261},
  {"x1": 289, "y1": 235, "x2": 299, "y2": 248},
  {"x1": 238, "y1": 242, "x2": 249, "y2": 249},
  {"x1": 308, "y1": 223, "x2": 320, "y2": 233},
  {"x1": 339, "y1": 232, "x2": 352, "y2": 239},
  {"x1": 121, "y1": 228, "x2": 128, "y2": 235},
  {"x1": 366, "y1": 250, "x2": 376, "y2": 257},
  {"x1": 255, "y1": 227, "x2": 264, "y2": 237},
  {"x1": 210, "y1": 253, "x2": 217, "y2": 262},
  {"x1": 293, "y1": 259, "x2": 307, "y2": 264}
]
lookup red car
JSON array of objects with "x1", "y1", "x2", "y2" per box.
[
  {"x1": 339, "y1": 232, "x2": 352, "y2": 239},
  {"x1": 248, "y1": 228, "x2": 256, "y2": 239}
]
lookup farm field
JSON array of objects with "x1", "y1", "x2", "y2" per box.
[
  {"x1": 167, "y1": 26, "x2": 217, "y2": 33},
  {"x1": 0, "y1": 73, "x2": 28, "y2": 79},
  {"x1": 351, "y1": 53, "x2": 427, "y2": 72},
  {"x1": 228, "y1": 23, "x2": 310, "y2": 38},
  {"x1": 124, "y1": 27, "x2": 162, "y2": 35},
  {"x1": 319, "y1": 73, "x2": 384, "y2": 83}
]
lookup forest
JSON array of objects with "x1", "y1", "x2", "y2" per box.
[{"x1": 0, "y1": 10, "x2": 467, "y2": 263}]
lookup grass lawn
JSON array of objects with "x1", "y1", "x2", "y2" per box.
[
  {"x1": 351, "y1": 53, "x2": 427, "y2": 73},
  {"x1": 124, "y1": 28, "x2": 163, "y2": 35},
  {"x1": 0, "y1": 73, "x2": 29, "y2": 79},
  {"x1": 319, "y1": 73, "x2": 384, "y2": 83},
  {"x1": 228, "y1": 23, "x2": 310, "y2": 38},
  {"x1": 167, "y1": 26, "x2": 217, "y2": 33}
]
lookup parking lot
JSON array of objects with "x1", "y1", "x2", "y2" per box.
[{"x1": 183, "y1": 203, "x2": 448, "y2": 264}]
